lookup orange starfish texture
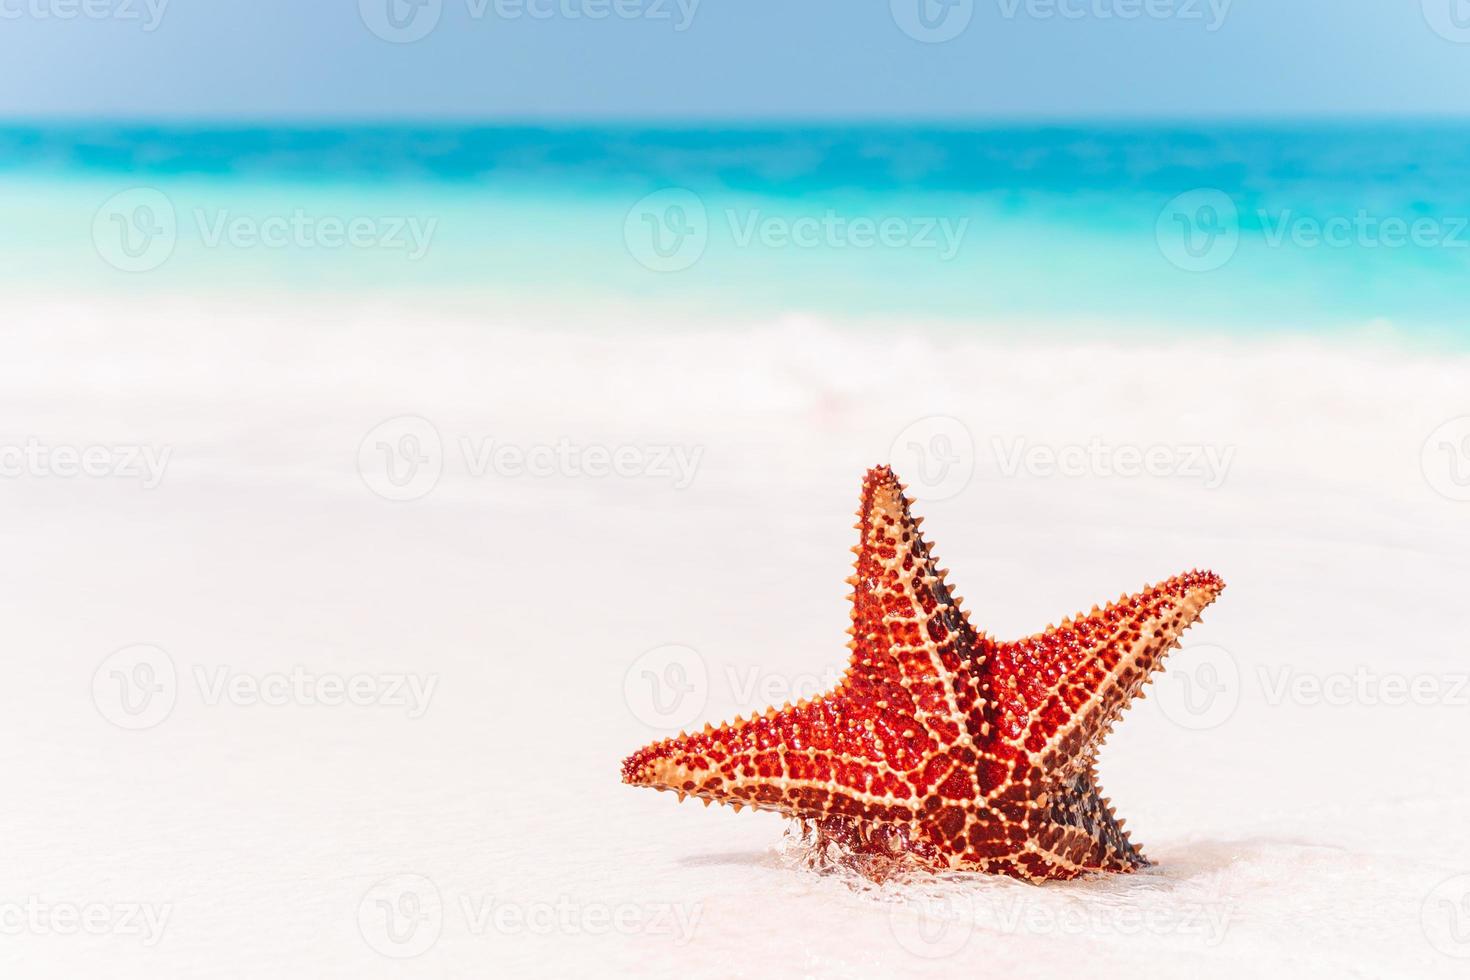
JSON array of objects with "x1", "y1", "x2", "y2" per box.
[{"x1": 622, "y1": 465, "x2": 1225, "y2": 882}]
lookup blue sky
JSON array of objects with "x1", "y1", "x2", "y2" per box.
[{"x1": 2, "y1": 0, "x2": 1469, "y2": 119}]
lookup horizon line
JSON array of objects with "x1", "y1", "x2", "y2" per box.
[{"x1": 3, "y1": 112, "x2": 1470, "y2": 130}]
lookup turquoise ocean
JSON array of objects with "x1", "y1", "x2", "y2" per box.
[{"x1": 2, "y1": 122, "x2": 1467, "y2": 344}]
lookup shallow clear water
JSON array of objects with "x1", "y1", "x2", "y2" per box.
[{"x1": 2, "y1": 122, "x2": 1467, "y2": 343}]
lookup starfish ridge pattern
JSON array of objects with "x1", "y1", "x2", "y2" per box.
[{"x1": 622, "y1": 466, "x2": 1225, "y2": 882}]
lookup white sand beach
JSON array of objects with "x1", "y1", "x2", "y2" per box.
[{"x1": 1, "y1": 294, "x2": 1467, "y2": 977}]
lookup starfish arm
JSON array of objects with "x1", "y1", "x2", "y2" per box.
[
  {"x1": 620, "y1": 694, "x2": 937, "y2": 822},
  {"x1": 844, "y1": 465, "x2": 989, "y2": 745},
  {"x1": 989, "y1": 569, "x2": 1226, "y2": 773}
]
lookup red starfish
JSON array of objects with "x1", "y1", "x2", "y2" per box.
[{"x1": 622, "y1": 466, "x2": 1224, "y2": 882}]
